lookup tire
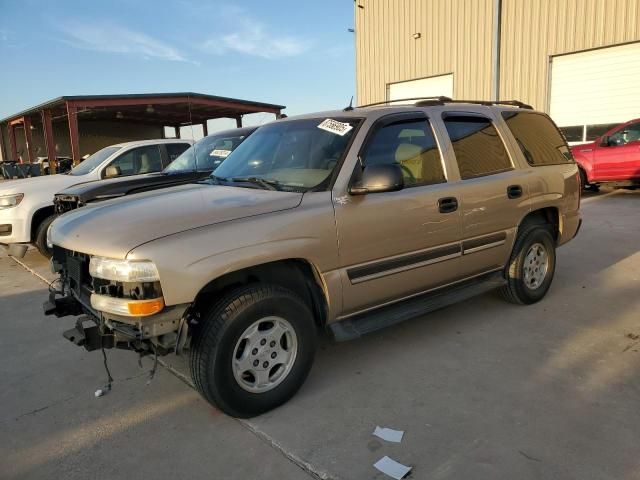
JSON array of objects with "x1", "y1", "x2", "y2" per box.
[
  {"x1": 190, "y1": 284, "x2": 317, "y2": 418},
  {"x1": 578, "y1": 168, "x2": 588, "y2": 190},
  {"x1": 34, "y1": 214, "x2": 57, "y2": 258},
  {"x1": 500, "y1": 224, "x2": 556, "y2": 305}
]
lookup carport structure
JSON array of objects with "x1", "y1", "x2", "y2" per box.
[{"x1": 0, "y1": 92, "x2": 285, "y2": 172}]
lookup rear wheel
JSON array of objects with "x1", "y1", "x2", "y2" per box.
[
  {"x1": 500, "y1": 224, "x2": 556, "y2": 305},
  {"x1": 34, "y1": 214, "x2": 57, "y2": 258},
  {"x1": 189, "y1": 284, "x2": 317, "y2": 418}
]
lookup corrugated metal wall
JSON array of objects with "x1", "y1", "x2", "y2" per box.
[
  {"x1": 356, "y1": 0, "x2": 640, "y2": 110},
  {"x1": 355, "y1": 0, "x2": 495, "y2": 105},
  {"x1": 500, "y1": 0, "x2": 640, "y2": 110}
]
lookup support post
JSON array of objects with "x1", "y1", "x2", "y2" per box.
[
  {"x1": 491, "y1": 0, "x2": 502, "y2": 101},
  {"x1": 174, "y1": 126, "x2": 180, "y2": 138},
  {"x1": 66, "y1": 102, "x2": 81, "y2": 165},
  {"x1": 202, "y1": 121, "x2": 208, "y2": 137},
  {"x1": 22, "y1": 117, "x2": 34, "y2": 164},
  {"x1": 8, "y1": 124, "x2": 18, "y2": 162},
  {"x1": 42, "y1": 109, "x2": 57, "y2": 174},
  {"x1": 0, "y1": 125, "x2": 6, "y2": 161},
  {"x1": 235, "y1": 116, "x2": 243, "y2": 128}
]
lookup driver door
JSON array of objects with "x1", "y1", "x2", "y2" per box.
[
  {"x1": 101, "y1": 145, "x2": 163, "y2": 178},
  {"x1": 334, "y1": 114, "x2": 462, "y2": 316},
  {"x1": 595, "y1": 122, "x2": 640, "y2": 180}
]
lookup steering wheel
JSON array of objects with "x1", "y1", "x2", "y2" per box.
[{"x1": 399, "y1": 164, "x2": 416, "y2": 183}]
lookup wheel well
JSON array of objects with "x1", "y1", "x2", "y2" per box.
[
  {"x1": 193, "y1": 260, "x2": 328, "y2": 328},
  {"x1": 30, "y1": 206, "x2": 55, "y2": 242},
  {"x1": 519, "y1": 207, "x2": 559, "y2": 241}
]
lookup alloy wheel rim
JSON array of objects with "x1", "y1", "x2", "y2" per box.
[
  {"x1": 232, "y1": 316, "x2": 298, "y2": 393},
  {"x1": 523, "y1": 242, "x2": 549, "y2": 290}
]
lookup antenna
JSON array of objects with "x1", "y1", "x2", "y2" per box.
[{"x1": 343, "y1": 96, "x2": 354, "y2": 111}]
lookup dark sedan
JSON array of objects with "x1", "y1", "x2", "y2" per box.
[{"x1": 54, "y1": 126, "x2": 256, "y2": 214}]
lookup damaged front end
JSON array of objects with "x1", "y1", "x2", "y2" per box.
[{"x1": 44, "y1": 246, "x2": 190, "y2": 356}]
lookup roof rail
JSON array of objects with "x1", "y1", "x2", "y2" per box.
[
  {"x1": 415, "y1": 98, "x2": 533, "y2": 109},
  {"x1": 353, "y1": 96, "x2": 453, "y2": 110}
]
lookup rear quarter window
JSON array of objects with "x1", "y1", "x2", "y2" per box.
[
  {"x1": 443, "y1": 115, "x2": 512, "y2": 180},
  {"x1": 166, "y1": 143, "x2": 190, "y2": 161},
  {"x1": 502, "y1": 112, "x2": 573, "y2": 166}
]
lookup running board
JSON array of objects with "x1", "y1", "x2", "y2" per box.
[{"x1": 330, "y1": 271, "x2": 506, "y2": 342}]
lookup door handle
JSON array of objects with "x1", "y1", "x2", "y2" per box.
[
  {"x1": 438, "y1": 196, "x2": 458, "y2": 213},
  {"x1": 507, "y1": 185, "x2": 523, "y2": 199}
]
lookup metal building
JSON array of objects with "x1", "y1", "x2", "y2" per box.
[
  {"x1": 0, "y1": 92, "x2": 284, "y2": 170},
  {"x1": 355, "y1": 0, "x2": 640, "y2": 142}
]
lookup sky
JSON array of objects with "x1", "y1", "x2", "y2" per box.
[{"x1": 0, "y1": 0, "x2": 356, "y2": 135}]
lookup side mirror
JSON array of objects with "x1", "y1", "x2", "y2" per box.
[
  {"x1": 104, "y1": 165, "x2": 121, "y2": 178},
  {"x1": 350, "y1": 164, "x2": 404, "y2": 195},
  {"x1": 600, "y1": 136, "x2": 610, "y2": 147}
]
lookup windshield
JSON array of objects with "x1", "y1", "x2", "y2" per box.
[
  {"x1": 69, "y1": 146, "x2": 121, "y2": 176},
  {"x1": 164, "y1": 132, "x2": 251, "y2": 173},
  {"x1": 212, "y1": 118, "x2": 361, "y2": 190}
]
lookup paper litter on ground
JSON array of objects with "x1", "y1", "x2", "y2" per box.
[
  {"x1": 373, "y1": 426, "x2": 404, "y2": 443},
  {"x1": 373, "y1": 456, "x2": 412, "y2": 480}
]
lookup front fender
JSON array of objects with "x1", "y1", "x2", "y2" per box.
[{"x1": 572, "y1": 152, "x2": 594, "y2": 181}]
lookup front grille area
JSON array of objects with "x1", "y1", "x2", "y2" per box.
[
  {"x1": 54, "y1": 195, "x2": 81, "y2": 214},
  {"x1": 53, "y1": 247, "x2": 92, "y2": 298},
  {"x1": 53, "y1": 246, "x2": 162, "y2": 303},
  {"x1": 0, "y1": 224, "x2": 11, "y2": 236}
]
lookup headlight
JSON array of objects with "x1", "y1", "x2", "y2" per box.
[
  {"x1": 0, "y1": 193, "x2": 24, "y2": 209},
  {"x1": 89, "y1": 257, "x2": 160, "y2": 282}
]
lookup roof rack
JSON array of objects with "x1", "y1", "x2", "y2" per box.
[
  {"x1": 415, "y1": 98, "x2": 533, "y2": 109},
  {"x1": 352, "y1": 96, "x2": 453, "y2": 110}
]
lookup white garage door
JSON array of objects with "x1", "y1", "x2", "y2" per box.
[
  {"x1": 388, "y1": 74, "x2": 454, "y2": 104},
  {"x1": 550, "y1": 42, "x2": 640, "y2": 143}
]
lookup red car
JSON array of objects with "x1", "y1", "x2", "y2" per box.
[{"x1": 571, "y1": 119, "x2": 640, "y2": 190}]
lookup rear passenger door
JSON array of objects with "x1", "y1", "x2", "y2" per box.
[
  {"x1": 440, "y1": 113, "x2": 530, "y2": 278},
  {"x1": 335, "y1": 113, "x2": 462, "y2": 316}
]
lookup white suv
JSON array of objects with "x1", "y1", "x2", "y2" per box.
[{"x1": 0, "y1": 138, "x2": 192, "y2": 257}]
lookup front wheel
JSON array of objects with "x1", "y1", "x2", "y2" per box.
[
  {"x1": 500, "y1": 224, "x2": 556, "y2": 305},
  {"x1": 34, "y1": 214, "x2": 57, "y2": 258},
  {"x1": 189, "y1": 284, "x2": 317, "y2": 418}
]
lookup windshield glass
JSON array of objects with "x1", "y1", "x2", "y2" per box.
[
  {"x1": 164, "y1": 132, "x2": 251, "y2": 173},
  {"x1": 212, "y1": 118, "x2": 360, "y2": 190},
  {"x1": 69, "y1": 146, "x2": 121, "y2": 176}
]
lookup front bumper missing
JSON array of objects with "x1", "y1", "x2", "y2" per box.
[
  {"x1": 63, "y1": 316, "x2": 114, "y2": 351},
  {"x1": 44, "y1": 291, "x2": 191, "y2": 354}
]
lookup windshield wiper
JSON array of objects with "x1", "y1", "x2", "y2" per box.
[{"x1": 228, "y1": 176, "x2": 282, "y2": 191}]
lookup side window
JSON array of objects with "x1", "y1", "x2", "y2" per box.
[
  {"x1": 502, "y1": 112, "x2": 573, "y2": 165},
  {"x1": 166, "y1": 143, "x2": 190, "y2": 161},
  {"x1": 443, "y1": 115, "x2": 512, "y2": 179},
  {"x1": 107, "y1": 145, "x2": 162, "y2": 177},
  {"x1": 361, "y1": 119, "x2": 445, "y2": 186},
  {"x1": 609, "y1": 122, "x2": 640, "y2": 146}
]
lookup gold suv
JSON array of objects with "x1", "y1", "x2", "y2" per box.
[{"x1": 45, "y1": 99, "x2": 581, "y2": 417}]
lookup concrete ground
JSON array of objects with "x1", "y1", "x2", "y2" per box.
[{"x1": 1, "y1": 188, "x2": 639, "y2": 480}]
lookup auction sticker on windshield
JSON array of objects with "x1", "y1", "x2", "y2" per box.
[
  {"x1": 317, "y1": 119, "x2": 353, "y2": 136},
  {"x1": 211, "y1": 149, "x2": 232, "y2": 157}
]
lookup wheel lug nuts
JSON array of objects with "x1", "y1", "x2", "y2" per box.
[
  {"x1": 270, "y1": 341, "x2": 276, "y2": 347},
  {"x1": 271, "y1": 352, "x2": 277, "y2": 359},
  {"x1": 260, "y1": 339, "x2": 266, "y2": 346},
  {"x1": 253, "y1": 360, "x2": 259, "y2": 367},
  {"x1": 263, "y1": 361, "x2": 269, "y2": 368},
  {"x1": 252, "y1": 348, "x2": 258, "y2": 355}
]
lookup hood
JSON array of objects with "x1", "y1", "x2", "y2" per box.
[
  {"x1": 50, "y1": 183, "x2": 303, "y2": 258},
  {"x1": 0, "y1": 173, "x2": 81, "y2": 196},
  {"x1": 55, "y1": 172, "x2": 190, "y2": 203}
]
